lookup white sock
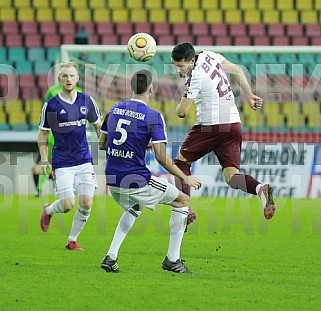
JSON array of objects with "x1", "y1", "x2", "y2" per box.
[
  {"x1": 256, "y1": 184, "x2": 263, "y2": 196},
  {"x1": 167, "y1": 206, "x2": 189, "y2": 262},
  {"x1": 107, "y1": 208, "x2": 141, "y2": 260},
  {"x1": 67, "y1": 208, "x2": 91, "y2": 242},
  {"x1": 46, "y1": 200, "x2": 64, "y2": 215}
]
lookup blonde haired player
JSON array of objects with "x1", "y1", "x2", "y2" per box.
[{"x1": 38, "y1": 62, "x2": 102, "y2": 251}]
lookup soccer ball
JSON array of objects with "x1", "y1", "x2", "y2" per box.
[{"x1": 127, "y1": 33, "x2": 157, "y2": 62}]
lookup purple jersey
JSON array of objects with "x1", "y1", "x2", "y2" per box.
[
  {"x1": 39, "y1": 92, "x2": 101, "y2": 169},
  {"x1": 101, "y1": 99, "x2": 167, "y2": 188}
]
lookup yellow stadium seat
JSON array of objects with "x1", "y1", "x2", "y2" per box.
[
  {"x1": 257, "y1": 0, "x2": 275, "y2": 9},
  {"x1": 149, "y1": 100, "x2": 163, "y2": 112},
  {"x1": 14, "y1": 0, "x2": 31, "y2": 7},
  {"x1": 74, "y1": 8, "x2": 92, "y2": 22},
  {"x1": 25, "y1": 99, "x2": 43, "y2": 114},
  {"x1": 308, "y1": 114, "x2": 321, "y2": 128},
  {"x1": 262, "y1": 10, "x2": 280, "y2": 24},
  {"x1": 70, "y1": 0, "x2": 87, "y2": 8},
  {"x1": 243, "y1": 9, "x2": 261, "y2": 24},
  {"x1": 201, "y1": 0, "x2": 218, "y2": 9},
  {"x1": 51, "y1": 0, "x2": 68, "y2": 8},
  {"x1": 93, "y1": 8, "x2": 110, "y2": 22},
  {"x1": 5, "y1": 100, "x2": 23, "y2": 113},
  {"x1": 281, "y1": 10, "x2": 298, "y2": 24},
  {"x1": 239, "y1": 0, "x2": 256, "y2": 9},
  {"x1": 130, "y1": 9, "x2": 147, "y2": 22},
  {"x1": 33, "y1": 0, "x2": 49, "y2": 7},
  {"x1": 145, "y1": 0, "x2": 162, "y2": 8},
  {"x1": 0, "y1": 0, "x2": 12, "y2": 7},
  {"x1": 37, "y1": 8, "x2": 54, "y2": 21},
  {"x1": 266, "y1": 114, "x2": 285, "y2": 127},
  {"x1": 164, "y1": 0, "x2": 181, "y2": 9},
  {"x1": 17, "y1": 7, "x2": 35, "y2": 21},
  {"x1": 206, "y1": 10, "x2": 223, "y2": 23},
  {"x1": 55, "y1": 8, "x2": 72, "y2": 22},
  {"x1": 302, "y1": 102, "x2": 320, "y2": 116},
  {"x1": 112, "y1": 8, "x2": 129, "y2": 22},
  {"x1": 315, "y1": 0, "x2": 321, "y2": 9},
  {"x1": 89, "y1": 0, "x2": 105, "y2": 8},
  {"x1": 283, "y1": 101, "x2": 300, "y2": 115},
  {"x1": 8, "y1": 111, "x2": 27, "y2": 123},
  {"x1": 276, "y1": 0, "x2": 293, "y2": 9},
  {"x1": 187, "y1": 9, "x2": 204, "y2": 23},
  {"x1": 286, "y1": 114, "x2": 305, "y2": 128},
  {"x1": 296, "y1": 0, "x2": 313, "y2": 9},
  {"x1": 301, "y1": 10, "x2": 317, "y2": 24},
  {"x1": 221, "y1": 0, "x2": 237, "y2": 10},
  {"x1": 263, "y1": 102, "x2": 281, "y2": 115},
  {"x1": 126, "y1": 0, "x2": 143, "y2": 8},
  {"x1": 108, "y1": 0, "x2": 124, "y2": 8},
  {"x1": 245, "y1": 111, "x2": 266, "y2": 128},
  {"x1": 225, "y1": 10, "x2": 242, "y2": 23},
  {"x1": 0, "y1": 8, "x2": 16, "y2": 21},
  {"x1": 168, "y1": 9, "x2": 186, "y2": 23},
  {"x1": 183, "y1": 0, "x2": 200, "y2": 9},
  {"x1": 163, "y1": 101, "x2": 185, "y2": 127},
  {"x1": 149, "y1": 8, "x2": 166, "y2": 22}
]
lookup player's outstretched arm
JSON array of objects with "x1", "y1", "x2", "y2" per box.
[
  {"x1": 99, "y1": 132, "x2": 107, "y2": 150},
  {"x1": 222, "y1": 59, "x2": 263, "y2": 111},
  {"x1": 153, "y1": 142, "x2": 201, "y2": 190},
  {"x1": 176, "y1": 97, "x2": 194, "y2": 118}
]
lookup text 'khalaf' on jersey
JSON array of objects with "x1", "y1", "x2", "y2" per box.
[
  {"x1": 107, "y1": 147, "x2": 134, "y2": 159},
  {"x1": 59, "y1": 118, "x2": 86, "y2": 127}
]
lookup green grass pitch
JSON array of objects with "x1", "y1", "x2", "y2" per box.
[{"x1": 1, "y1": 194, "x2": 321, "y2": 311}]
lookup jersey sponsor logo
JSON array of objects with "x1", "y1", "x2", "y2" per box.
[
  {"x1": 58, "y1": 118, "x2": 86, "y2": 127},
  {"x1": 80, "y1": 106, "x2": 88, "y2": 115},
  {"x1": 60, "y1": 109, "x2": 67, "y2": 114}
]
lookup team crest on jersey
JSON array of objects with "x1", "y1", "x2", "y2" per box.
[{"x1": 80, "y1": 106, "x2": 88, "y2": 115}]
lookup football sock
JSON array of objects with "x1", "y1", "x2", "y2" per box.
[
  {"x1": 229, "y1": 174, "x2": 260, "y2": 195},
  {"x1": 107, "y1": 207, "x2": 141, "y2": 260},
  {"x1": 33, "y1": 173, "x2": 39, "y2": 189},
  {"x1": 67, "y1": 208, "x2": 91, "y2": 243},
  {"x1": 45, "y1": 200, "x2": 64, "y2": 215},
  {"x1": 167, "y1": 206, "x2": 189, "y2": 262},
  {"x1": 174, "y1": 159, "x2": 191, "y2": 197}
]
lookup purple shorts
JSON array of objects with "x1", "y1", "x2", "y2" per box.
[{"x1": 180, "y1": 123, "x2": 242, "y2": 169}]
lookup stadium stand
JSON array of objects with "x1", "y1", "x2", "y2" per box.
[{"x1": 0, "y1": 0, "x2": 320, "y2": 139}]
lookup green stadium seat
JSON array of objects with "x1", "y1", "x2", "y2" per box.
[
  {"x1": 15, "y1": 61, "x2": 33, "y2": 74},
  {"x1": 0, "y1": 48, "x2": 7, "y2": 62},
  {"x1": 47, "y1": 47, "x2": 60, "y2": 62},
  {"x1": 258, "y1": 53, "x2": 278, "y2": 64},
  {"x1": 34, "y1": 61, "x2": 52, "y2": 75},
  {"x1": 8, "y1": 48, "x2": 26, "y2": 62},
  {"x1": 27, "y1": 48, "x2": 45, "y2": 61}
]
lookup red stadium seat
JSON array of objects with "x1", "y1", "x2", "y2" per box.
[
  {"x1": 176, "y1": 35, "x2": 195, "y2": 44},
  {"x1": 61, "y1": 34, "x2": 75, "y2": 44},
  {"x1": 2, "y1": 21, "x2": 19, "y2": 34},
  {"x1": 97, "y1": 22, "x2": 114, "y2": 35},
  {"x1": 267, "y1": 23, "x2": 285, "y2": 36},
  {"x1": 5, "y1": 34, "x2": 23, "y2": 47},
  {"x1": 191, "y1": 23, "x2": 209, "y2": 36},
  {"x1": 43, "y1": 34, "x2": 61, "y2": 47},
  {"x1": 119, "y1": 34, "x2": 131, "y2": 45},
  {"x1": 272, "y1": 36, "x2": 289, "y2": 45},
  {"x1": 24, "y1": 34, "x2": 42, "y2": 47},
  {"x1": 134, "y1": 22, "x2": 152, "y2": 34},
  {"x1": 21, "y1": 86, "x2": 40, "y2": 100},
  {"x1": 310, "y1": 37, "x2": 321, "y2": 45},
  {"x1": 230, "y1": 23, "x2": 246, "y2": 36},
  {"x1": 157, "y1": 35, "x2": 174, "y2": 45},
  {"x1": 172, "y1": 23, "x2": 190, "y2": 35},
  {"x1": 58, "y1": 22, "x2": 76, "y2": 35},
  {"x1": 234, "y1": 36, "x2": 251, "y2": 46},
  {"x1": 115, "y1": 22, "x2": 133, "y2": 35},
  {"x1": 153, "y1": 22, "x2": 171, "y2": 36},
  {"x1": 291, "y1": 37, "x2": 308, "y2": 46},
  {"x1": 19, "y1": 75, "x2": 35, "y2": 88},
  {"x1": 305, "y1": 24, "x2": 321, "y2": 37},
  {"x1": 253, "y1": 36, "x2": 270, "y2": 45},
  {"x1": 196, "y1": 36, "x2": 213, "y2": 45},
  {"x1": 39, "y1": 21, "x2": 57, "y2": 34},
  {"x1": 286, "y1": 24, "x2": 303, "y2": 36},
  {"x1": 209, "y1": 23, "x2": 228, "y2": 36},
  {"x1": 21, "y1": 21, "x2": 38, "y2": 34},
  {"x1": 100, "y1": 35, "x2": 119, "y2": 45},
  {"x1": 215, "y1": 36, "x2": 232, "y2": 45},
  {"x1": 248, "y1": 23, "x2": 266, "y2": 36}
]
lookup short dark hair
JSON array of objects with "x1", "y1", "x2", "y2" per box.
[
  {"x1": 130, "y1": 70, "x2": 152, "y2": 95},
  {"x1": 171, "y1": 42, "x2": 195, "y2": 62}
]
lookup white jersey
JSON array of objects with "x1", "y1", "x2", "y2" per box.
[{"x1": 184, "y1": 51, "x2": 241, "y2": 125}]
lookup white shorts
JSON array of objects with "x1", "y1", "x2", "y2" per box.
[
  {"x1": 109, "y1": 176, "x2": 179, "y2": 211},
  {"x1": 54, "y1": 162, "x2": 97, "y2": 199}
]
